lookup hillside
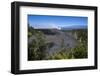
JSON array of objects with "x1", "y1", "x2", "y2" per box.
[{"x1": 28, "y1": 25, "x2": 87, "y2": 60}]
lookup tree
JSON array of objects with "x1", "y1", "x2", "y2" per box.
[{"x1": 28, "y1": 30, "x2": 48, "y2": 60}]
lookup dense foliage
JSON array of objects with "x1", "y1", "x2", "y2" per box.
[{"x1": 28, "y1": 30, "x2": 48, "y2": 60}]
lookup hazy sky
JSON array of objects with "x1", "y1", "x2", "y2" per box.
[{"x1": 28, "y1": 15, "x2": 88, "y2": 29}]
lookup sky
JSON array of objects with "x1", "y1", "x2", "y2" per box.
[{"x1": 28, "y1": 15, "x2": 88, "y2": 29}]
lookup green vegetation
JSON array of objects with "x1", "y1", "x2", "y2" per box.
[
  {"x1": 28, "y1": 25, "x2": 54, "y2": 60},
  {"x1": 72, "y1": 29, "x2": 88, "y2": 58},
  {"x1": 48, "y1": 43, "x2": 87, "y2": 60},
  {"x1": 73, "y1": 43, "x2": 87, "y2": 58},
  {"x1": 48, "y1": 48, "x2": 73, "y2": 59},
  {"x1": 28, "y1": 30, "x2": 48, "y2": 60},
  {"x1": 28, "y1": 25, "x2": 88, "y2": 60}
]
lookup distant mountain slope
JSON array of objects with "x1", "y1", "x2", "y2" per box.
[{"x1": 61, "y1": 25, "x2": 87, "y2": 30}]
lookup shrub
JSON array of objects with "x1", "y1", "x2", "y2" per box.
[{"x1": 72, "y1": 43, "x2": 87, "y2": 58}]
